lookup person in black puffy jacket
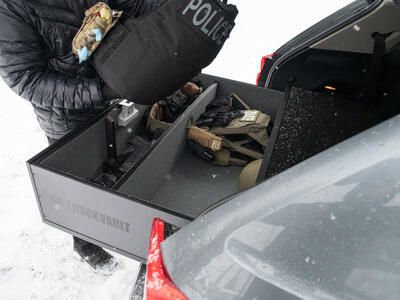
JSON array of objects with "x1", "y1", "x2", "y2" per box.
[{"x1": 0, "y1": 0, "x2": 161, "y2": 272}]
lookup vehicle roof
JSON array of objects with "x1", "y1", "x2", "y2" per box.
[{"x1": 162, "y1": 115, "x2": 400, "y2": 300}]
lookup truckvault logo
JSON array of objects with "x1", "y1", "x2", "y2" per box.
[
  {"x1": 181, "y1": 0, "x2": 235, "y2": 46},
  {"x1": 50, "y1": 197, "x2": 131, "y2": 233}
]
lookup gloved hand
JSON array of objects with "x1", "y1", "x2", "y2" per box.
[{"x1": 102, "y1": 83, "x2": 119, "y2": 101}]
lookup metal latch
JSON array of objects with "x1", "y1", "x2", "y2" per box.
[{"x1": 118, "y1": 100, "x2": 139, "y2": 127}]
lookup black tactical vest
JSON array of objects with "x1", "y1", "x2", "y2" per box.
[{"x1": 93, "y1": 0, "x2": 238, "y2": 105}]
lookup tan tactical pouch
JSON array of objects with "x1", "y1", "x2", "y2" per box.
[
  {"x1": 187, "y1": 126, "x2": 223, "y2": 152},
  {"x1": 238, "y1": 159, "x2": 263, "y2": 191},
  {"x1": 72, "y1": 2, "x2": 122, "y2": 58},
  {"x1": 210, "y1": 111, "x2": 271, "y2": 147},
  {"x1": 182, "y1": 82, "x2": 203, "y2": 97},
  {"x1": 214, "y1": 149, "x2": 248, "y2": 167},
  {"x1": 146, "y1": 103, "x2": 173, "y2": 133}
]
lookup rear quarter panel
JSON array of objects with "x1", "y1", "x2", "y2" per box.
[{"x1": 162, "y1": 115, "x2": 400, "y2": 300}]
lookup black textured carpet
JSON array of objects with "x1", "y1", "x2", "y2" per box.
[{"x1": 264, "y1": 87, "x2": 383, "y2": 178}]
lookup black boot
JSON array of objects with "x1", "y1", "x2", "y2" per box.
[{"x1": 73, "y1": 237, "x2": 117, "y2": 275}]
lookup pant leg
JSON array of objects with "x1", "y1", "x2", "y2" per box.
[
  {"x1": 47, "y1": 136, "x2": 57, "y2": 145},
  {"x1": 73, "y1": 236, "x2": 101, "y2": 256}
]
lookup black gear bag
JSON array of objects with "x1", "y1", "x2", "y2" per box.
[{"x1": 92, "y1": 0, "x2": 238, "y2": 105}]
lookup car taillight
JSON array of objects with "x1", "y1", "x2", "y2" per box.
[
  {"x1": 145, "y1": 218, "x2": 188, "y2": 300},
  {"x1": 256, "y1": 53, "x2": 275, "y2": 85}
]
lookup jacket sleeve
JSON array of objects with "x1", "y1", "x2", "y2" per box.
[{"x1": 0, "y1": 3, "x2": 105, "y2": 110}]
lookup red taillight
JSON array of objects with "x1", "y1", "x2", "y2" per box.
[
  {"x1": 146, "y1": 218, "x2": 188, "y2": 300},
  {"x1": 256, "y1": 53, "x2": 275, "y2": 85}
]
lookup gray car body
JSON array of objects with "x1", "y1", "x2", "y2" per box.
[
  {"x1": 158, "y1": 1, "x2": 400, "y2": 299},
  {"x1": 162, "y1": 115, "x2": 400, "y2": 300}
]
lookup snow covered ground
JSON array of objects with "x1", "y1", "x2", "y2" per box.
[{"x1": 0, "y1": 1, "x2": 352, "y2": 299}]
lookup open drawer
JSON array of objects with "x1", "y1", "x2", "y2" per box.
[{"x1": 27, "y1": 74, "x2": 285, "y2": 261}]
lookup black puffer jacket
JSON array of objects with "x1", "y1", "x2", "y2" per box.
[{"x1": 0, "y1": 0, "x2": 158, "y2": 139}]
